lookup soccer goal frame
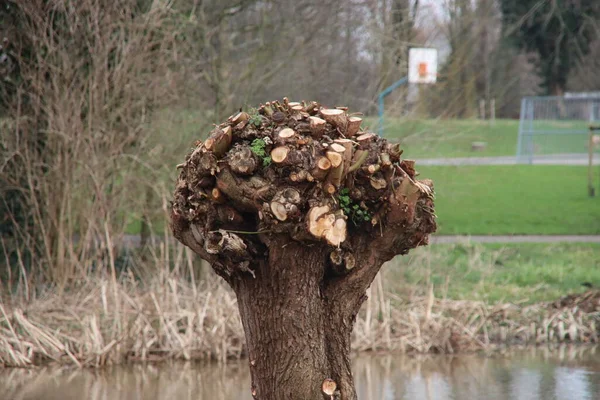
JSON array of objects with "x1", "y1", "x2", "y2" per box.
[{"x1": 517, "y1": 94, "x2": 600, "y2": 163}]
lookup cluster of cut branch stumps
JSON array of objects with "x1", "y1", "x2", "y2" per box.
[{"x1": 170, "y1": 98, "x2": 436, "y2": 281}]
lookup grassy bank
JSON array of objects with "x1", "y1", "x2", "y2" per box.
[
  {"x1": 1, "y1": 242, "x2": 598, "y2": 367},
  {"x1": 366, "y1": 118, "x2": 519, "y2": 158},
  {"x1": 418, "y1": 165, "x2": 600, "y2": 235},
  {"x1": 125, "y1": 163, "x2": 600, "y2": 237},
  {"x1": 389, "y1": 242, "x2": 600, "y2": 304}
]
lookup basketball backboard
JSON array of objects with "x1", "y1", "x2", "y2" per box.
[{"x1": 408, "y1": 48, "x2": 438, "y2": 84}]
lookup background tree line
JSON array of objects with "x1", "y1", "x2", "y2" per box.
[
  {"x1": 1, "y1": 0, "x2": 599, "y2": 285},
  {"x1": 4, "y1": 0, "x2": 599, "y2": 120}
]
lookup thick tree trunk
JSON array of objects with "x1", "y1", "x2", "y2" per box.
[
  {"x1": 170, "y1": 99, "x2": 437, "y2": 400},
  {"x1": 233, "y1": 238, "x2": 358, "y2": 400}
]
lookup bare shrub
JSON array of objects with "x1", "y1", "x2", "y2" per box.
[{"x1": 0, "y1": 0, "x2": 195, "y2": 289}]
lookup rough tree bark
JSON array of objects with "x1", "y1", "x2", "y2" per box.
[{"x1": 170, "y1": 99, "x2": 436, "y2": 400}]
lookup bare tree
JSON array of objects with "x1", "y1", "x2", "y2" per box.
[
  {"x1": 175, "y1": 0, "x2": 372, "y2": 121},
  {"x1": 359, "y1": 0, "x2": 421, "y2": 111}
]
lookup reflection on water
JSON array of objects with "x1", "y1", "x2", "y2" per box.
[{"x1": 1, "y1": 346, "x2": 599, "y2": 400}]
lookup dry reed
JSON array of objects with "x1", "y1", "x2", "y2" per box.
[
  {"x1": 354, "y1": 273, "x2": 599, "y2": 354},
  {"x1": 0, "y1": 271, "x2": 244, "y2": 368},
  {"x1": 1, "y1": 255, "x2": 598, "y2": 368}
]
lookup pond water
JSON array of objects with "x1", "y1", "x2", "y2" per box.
[{"x1": 1, "y1": 346, "x2": 599, "y2": 400}]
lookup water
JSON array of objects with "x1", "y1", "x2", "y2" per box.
[{"x1": 1, "y1": 346, "x2": 599, "y2": 400}]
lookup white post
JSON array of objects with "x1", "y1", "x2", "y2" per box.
[
  {"x1": 479, "y1": 99, "x2": 486, "y2": 120},
  {"x1": 490, "y1": 98, "x2": 496, "y2": 125}
]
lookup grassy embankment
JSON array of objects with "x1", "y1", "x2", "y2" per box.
[
  {"x1": 390, "y1": 242, "x2": 600, "y2": 304},
  {"x1": 128, "y1": 114, "x2": 600, "y2": 298},
  {"x1": 129, "y1": 114, "x2": 600, "y2": 307}
]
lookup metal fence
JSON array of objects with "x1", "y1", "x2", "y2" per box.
[{"x1": 517, "y1": 95, "x2": 600, "y2": 163}]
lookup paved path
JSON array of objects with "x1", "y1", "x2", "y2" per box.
[
  {"x1": 419, "y1": 153, "x2": 599, "y2": 166},
  {"x1": 431, "y1": 235, "x2": 600, "y2": 244}
]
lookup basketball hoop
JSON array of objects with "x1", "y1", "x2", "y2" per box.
[
  {"x1": 378, "y1": 47, "x2": 438, "y2": 136},
  {"x1": 409, "y1": 48, "x2": 438, "y2": 84}
]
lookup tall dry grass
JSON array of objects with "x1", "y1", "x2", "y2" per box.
[
  {"x1": 0, "y1": 238, "x2": 244, "y2": 368},
  {"x1": 353, "y1": 251, "x2": 599, "y2": 354},
  {"x1": 1, "y1": 248, "x2": 598, "y2": 368}
]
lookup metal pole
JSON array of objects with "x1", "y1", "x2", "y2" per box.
[
  {"x1": 378, "y1": 94, "x2": 385, "y2": 137},
  {"x1": 479, "y1": 99, "x2": 485, "y2": 120},
  {"x1": 589, "y1": 126, "x2": 595, "y2": 197},
  {"x1": 377, "y1": 76, "x2": 408, "y2": 137},
  {"x1": 528, "y1": 100, "x2": 534, "y2": 164},
  {"x1": 516, "y1": 98, "x2": 526, "y2": 161}
]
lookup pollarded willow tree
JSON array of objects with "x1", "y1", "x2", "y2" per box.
[{"x1": 170, "y1": 99, "x2": 436, "y2": 400}]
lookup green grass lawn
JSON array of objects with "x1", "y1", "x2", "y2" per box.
[
  {"x1": 418, "y1": 165, "x2": 600, "y2": 235},
  {"x1": 128, "y1": 165, "x2": 600, "y2": 236},
  {"x1": 388, "y1": 242, "x2": 600, "y2": 304},
  {"x1": 124, "y1": 115, "x2": 600, "y2": 236},
  {"x1": 363, "y1": 118, "x2": 520, "y2": 158},
  {"x1": 366, "y1": 118, "x2": 596, "y2": 159}
]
